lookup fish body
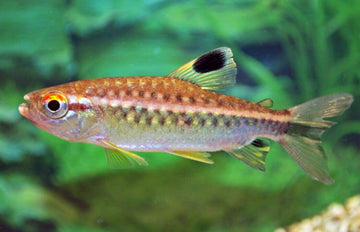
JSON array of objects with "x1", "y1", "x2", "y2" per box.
[
  {"x1": 19, "y1": 47, "x2": 353, "y2": 184},
  {"x1": 34, "y1": 76, "x2": 288, "y2": 151}
]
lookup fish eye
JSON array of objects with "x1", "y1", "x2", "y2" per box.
[
  {"x1": 43, "y1": 92, "x2": 68, "y2": 118},
  {"x1": 48, "y1": 100, "x2": 60, "y2": 111}
]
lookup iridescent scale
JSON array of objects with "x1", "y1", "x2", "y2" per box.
[{"x1": 72, "y1": 77, "x2": 290, "y2": 151}]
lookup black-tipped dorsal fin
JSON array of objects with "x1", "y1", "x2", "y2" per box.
[
  {"x1": 167, "y1": 47, "x2": 237, "y2": 90},
  {"x1": 257, "y1": 98, "x2": 274, "y2": 108}
]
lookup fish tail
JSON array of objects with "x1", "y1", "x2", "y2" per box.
[{"x1": 277, "y1": 93, "x2": 353, "y2": 184}]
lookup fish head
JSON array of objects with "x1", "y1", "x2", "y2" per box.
[{"x1": 19, "y1": 85, "x2": 100, "y2": 142}]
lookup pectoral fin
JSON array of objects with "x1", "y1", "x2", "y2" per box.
[
  {"x1": 226, "y1": 139, "x2": 270, "y2": 171},
  {"x1": 105, "y1": 148, "x2": 133, "y2": 168},
  {"x1": 168, "y1": 151, "x2": 214, "y2": 164},
  {"x1": 103, "y1": 141, "x2": 148, "y2": 167}
]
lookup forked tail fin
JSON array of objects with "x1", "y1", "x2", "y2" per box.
[{"x1": 278, "y1": 93, "x2": 353, "y2": 184}]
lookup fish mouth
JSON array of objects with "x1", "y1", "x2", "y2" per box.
[
  {"x1": 18, "y1": 103, "x2": 29, "y2": 117},
  {"x1": 18, "y1": 94, "x2": 30, "y2": 119},
  {"x1": 18, "y1": 95, "x2": 42, "y2": 128}
]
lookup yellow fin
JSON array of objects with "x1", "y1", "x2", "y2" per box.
[
  {"x1": 104, "y1": 148, "x2": 133, "y2": 168},
  {"x1": 168, "y1": 151, "x2": 214, "y2": 164},
  {"x1": 257, "y1": 98, "x2": 273, "y2": 108},
  {"x1": 167, "y1": 47, "x2": 237, "y2": 90},
  {"x1": 103, "y1": 141, "x2": 148, "y2": 167},
  {"x1": 226, "y1": 139, "x2": 270, "y2": 171}
]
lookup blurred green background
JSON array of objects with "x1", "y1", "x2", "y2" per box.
[{"x1": 1, "y1": 0, "x2": 359, "y2": 231}]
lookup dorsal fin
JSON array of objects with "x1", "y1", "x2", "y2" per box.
[
  {"x1": 257, "y1": 98, "x2": 273, "y2": 108},
  {"x1": 167, "y1": 47, "x2": 237, "y2": 90}
]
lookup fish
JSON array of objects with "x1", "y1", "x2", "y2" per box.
[{"x1": 18, "y1": 47, "x2": 353, "y2": 184}]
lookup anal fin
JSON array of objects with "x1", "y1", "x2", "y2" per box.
[
  {"x1": 168, "y1": 151, "x2": 214, "y2": 164},
  {"x1": 103, "y1": 141, "x2": 148, "y2": 167},
  {"x1": 226, "y1": 139, "x2": 270, "y2": 171}
]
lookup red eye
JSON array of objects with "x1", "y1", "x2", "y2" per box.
[{"x1": 43, "y1": 92, "x2": 68, "y2": 118}]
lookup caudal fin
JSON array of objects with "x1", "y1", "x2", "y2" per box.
[{"x1": 278, "y1": 93, "x2": 353, "y2": 184}]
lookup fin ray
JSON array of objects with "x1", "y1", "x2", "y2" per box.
[
  {"x1": 278, "y1": 93, "x2": 353, "y2": 184},
  {"x1": 168, "y1": 151, "x2": 214, "y2": 164},
  {"x1": 168, "y1": 47, "x2": 237, "y2": 90},
  {"x1": 226, "y1": 139, "x2": 270, "y2": 171},
  {"x1": 289, "y1": 93, "x2": 353, "y2": 127},
  {"x1": 105, "y1": 148, "x2": 133, "y2": 168},
  {"x1": 103, "y1": 141, "x2": 148, "y2": 166},
  {"x1": 279, "y1": 135, "x2": 333, "y2": 184}
]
